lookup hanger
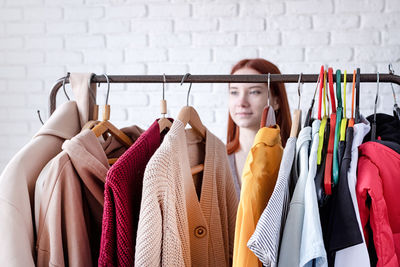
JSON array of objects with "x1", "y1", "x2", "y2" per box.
[
  {"x1": 339, "y1": 70, "x2": 348, "y2": 141},
  {"x1": 332, "y1": 69, "x2": 343, "y2": 186},
  {"x1": 389, "y1": 64, "x2": 400, "y2": 120},
  {"x1": 317, "y1": 69, "x2": 328, "y2": 165},
  {"x1": 355, "y1": 68, "x2": 361, "y2": 124},
  {"x1": 324, "y1": 68, "x2": 337, "y2": 195},
  {"x1": 371, "y1": 72, "x2": 380, "y2": 141},
  {"x1": 177, "y1": 73, "x2": 206, "y2": 176},
  {"x1": 304, "y1": 67, "x2": 322, "y2": 127},
  {"x1": 348, "y1": 70, "x2": 357, "y2": 127},
  {"x1": 91, "y1": 74, "x2": 134, "y2": 165},
  {"x1": 260, "y1": 73, "x2": 277, "y2": 128},
  {"x1": 317, "y1": 66, "x2": 324, "y2": 121},
  {"x1": 82, "y1": 73, "x2": 100, "y2": 130},
  {"x1": 290, "y1": 73, "x2": 303, "y2": 137},
  {"x1": 158, "y1": 73, "x2": 173, "y2": 133}
]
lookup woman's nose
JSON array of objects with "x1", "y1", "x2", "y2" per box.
[{"x1": 237, "y1": 93, "x2": 249, "y2": 107}]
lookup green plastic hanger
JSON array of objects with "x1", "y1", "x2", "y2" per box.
[
  {"x1": 317, "y1": 68, "x2": 328, "y2": 165},
  {"x1": 332, "y1": 69, "x2": 343, "y2": 186},
  {"x1": 340, "y1": 70, "x2": 348, "y2": 141}
]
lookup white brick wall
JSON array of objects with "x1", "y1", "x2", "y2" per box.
[{"x1": 0, "y1": 0, "x2": 400, "y2": 172}]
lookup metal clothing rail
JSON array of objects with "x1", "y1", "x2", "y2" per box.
[{"x1": 49, "y1": 73, "x2": 400, "y2": 115}]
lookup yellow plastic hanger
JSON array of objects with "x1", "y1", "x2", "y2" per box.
[
  {"x1": 339, "y1": 70, "x2": 348, "y2": 141},
  {"x1": 177, "y1": 74, "x2": 206, "y2": 176},
  {"x1": 158, "y1": 73, "x2": 172, "y2": 132},
  {"x1": 317, "y1": 69, "x2": 328, "y2": 165},
  {"x1": 91, "y1": 74, "x2": 134, "y2": 165}
]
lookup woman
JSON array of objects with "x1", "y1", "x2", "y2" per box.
[{"x1": 226, "y1": 58, "x2": 292, "y2": 197}]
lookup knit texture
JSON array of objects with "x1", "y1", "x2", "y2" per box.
[
  {"x1": 135, "y1": 119, "x2": 238, "y2": 267},
  {"x1": 98, "y1": 121, "x2": 161, "y2": 267}
]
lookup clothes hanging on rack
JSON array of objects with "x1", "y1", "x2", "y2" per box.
[
  {"x1": 98, "y1": 120, "x2": 165, "y2": 267},
  {"x1": 299, "y1": 120, "x2": 327, "y2": 267},
  {"x1": 0, "y1": 73, "x2": 96, "y2": 267},
  {"x1": 278, "y1": 126, "x2": 311, "y2": 267},
  {"x1": 247, "y1": 136, "x2": 296, "y2": 267},
  {"x1": 334, "y1": 117, "x2": 371, "y2": 267},
  {"x1": 135, "y1": 119, "x2": 238, "y2": 267},
  {"x1": 35, "y1": 126, "x2": 143, "y2": 267},
  {"x1": 233, "y1": 126, "x2": 283, "y2": 267}
]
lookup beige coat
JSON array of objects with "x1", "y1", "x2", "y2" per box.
[
  {"x1": 0, "y1": 73, "x2": 96, "y2": 267},
  {"x1": 35, "y1": 127, "x2": 143, "y2": 267},
  {"x1": 135, "y1": 120, "x2": 238, "y2": 267}
]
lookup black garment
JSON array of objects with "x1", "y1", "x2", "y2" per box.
[
  {"x1": 374, "y1": 140, "x2": 400, "y2": 154},
  {"x1": 315, "y1": 118, "x2": 330, "y2": 207},
  {"x1": 338, "y1": 140, "x2": 346, "y2": 170},
  {"x1": 364, "y1": 113, "x2": 400, "y2": 144},
  {"x1": 328, "y1": 127, "x2": 363, "y2": 266}
]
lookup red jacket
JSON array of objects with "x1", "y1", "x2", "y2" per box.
[{"x1": 357, "y1": 141, "x2": 400, "y2": 267}]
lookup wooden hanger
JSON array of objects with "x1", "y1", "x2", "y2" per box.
[
  {"x1": 177, "y1": 74, "x2": 206, "y2": 176},
  {"x1": 91, "y1": 74, "x2": 134, "y2": 165},
  {"x1": 158, "y1": 73, "x2": 172, "y2": 132},
  {"x1": 260, "y1": 73, "x2": 276, "y2": 128},
  {"x1": 290, "y1": 73, "x2": 303, "y2": 137}
]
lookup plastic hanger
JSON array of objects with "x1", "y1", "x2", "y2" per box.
[
  {"x1": 389, "y1": 64, "x2": 400, "y2": 120},
  {"x1": 304, "y1": 67, "x2": 323, "y2": 127},
  {"x1": 158, "y1": 73, "x2": 173, "y2": 132},
  {"x1": 177, "y1": 73, "x2": 206, "y2": 176},
  {"x1": 371, "y1": 72, "x2": 380, "y2": 141},
  {"x1": 355, "y1": 68, "x2": 361, "y2": 124},
  {"x1": 260, "y1": 73, "x2": 276, "y2": 128},
  {"x1": 289, "y1": 73, "x2": 303, "y2": 137},
  {"x1": 324, "y1": 68, "x2": 337, "y2": 195},
  {"x1": 332, "y1": 69, "x2": 343, "y2": 186},
  {"x1": 317, "y1": 69, "x2": 328, "y2": 165},
  {"x1": 348, "y1": 70, "x2": 357, "y2": 127},
  {"x1": 91, "y1": 74, "x2": 134, "y2": 165},
  {"x1": 339, "y1": 70, "x2": 348, "y2": 140}
]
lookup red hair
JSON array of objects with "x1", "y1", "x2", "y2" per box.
[{"x1": 226, "y1": 58, "x2": 292, "y2": 154}]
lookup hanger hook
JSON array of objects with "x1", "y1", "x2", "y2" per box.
[
  {"x1": 180, "y1": 73, "x2": 192, "y2": 106},
  {"x1": 388, "y1": 64, "x2": 398, "y2": 105},
  {"x1": 37, "y1": 109, "x2": 44, "y2": 125},
  {"x1": 267, "y1": 73, "x2": 271, "y2": 107},
  {"x1": 374, "y1": 72, "x2": 380, "y2": 119},
  {"x1": 162, "y1": 73, "x2": 166, "y2": 100},
  {"x1": 297, "y1": 73, "x2": 303, "y2": 109},
  {"x1": 62, "y1": 72, "x2": 71, "y2": 101},
  {"x1": 98, "y1": 74, "x2": 111, "y2": 105}
]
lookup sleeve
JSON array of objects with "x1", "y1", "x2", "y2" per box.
[
  {"x1": 356, "y1": 157, "x2": 398, "y2": 267},
  {"x1": 98, "y1": 183, "x2": 116, "y2": 266},
  {"x1": 134, "y1": 166, "x2": 163, "y2": 267}
]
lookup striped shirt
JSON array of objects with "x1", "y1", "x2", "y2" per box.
[{"x1": 247, "y1": 137, "x2": 297, "y2": 267}]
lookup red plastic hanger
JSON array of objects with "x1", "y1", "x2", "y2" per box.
[{"x1": 324, "y1": 68, "x2": 337, "y2": 195}]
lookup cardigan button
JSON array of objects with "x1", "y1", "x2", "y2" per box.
[{"x1": 194, "y1": 226, "x2": 207, "y2": 238}]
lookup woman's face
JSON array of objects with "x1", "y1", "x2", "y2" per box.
[{"x1": 229, "y1": 67, "x2": 279, "y2": 130}]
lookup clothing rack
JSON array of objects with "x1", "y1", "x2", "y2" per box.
[{"x1": 49, "y1": 73, "x2": 400, "y2": 115}]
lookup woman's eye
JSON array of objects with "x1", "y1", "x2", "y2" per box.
[
  {"x1": 250, "y1": 90, "x2": 261, "y2": 95},
  {"x1": 229, "y1": 90, "x2": 238, "y2": 95}
]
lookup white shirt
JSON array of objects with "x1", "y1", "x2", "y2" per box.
[
  {"x1": 334, "y1": 117, "x2": 371, "y2": 267},
  {"x1": 300, "y1": 120, "x2": 328, "y2": 267}
]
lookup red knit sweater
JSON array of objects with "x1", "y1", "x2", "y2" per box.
[{"x1": 98, "y1": 121, "x2": 161, "y2": 267}]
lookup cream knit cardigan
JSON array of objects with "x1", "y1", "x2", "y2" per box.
[{"x1": 135, "y1": 119, "x2": 238, "y2": 267}]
